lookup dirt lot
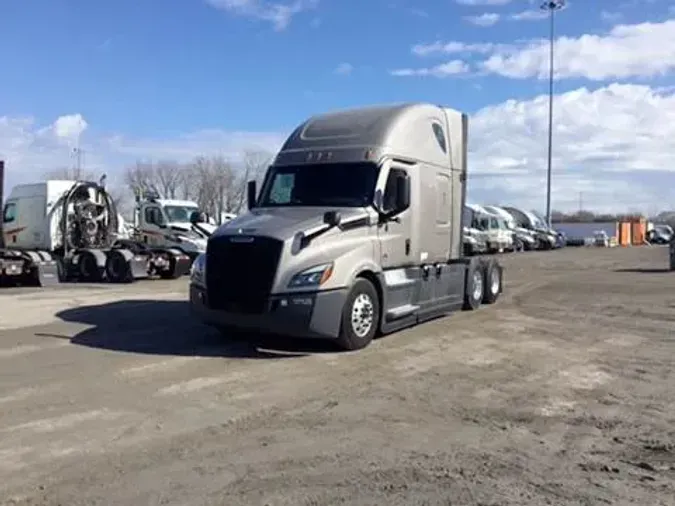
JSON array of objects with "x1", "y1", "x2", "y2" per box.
[{"x1": 0, "y1": 246, "x2": 674, "y2": 506}]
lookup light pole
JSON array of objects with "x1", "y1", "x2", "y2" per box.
[{"x1": 540, "y1": 0, "x2": 565, "y2": 227}]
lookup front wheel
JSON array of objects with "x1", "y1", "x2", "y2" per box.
[{"x1": 335, "y1": 278, "x2": 380, "y2": 351}]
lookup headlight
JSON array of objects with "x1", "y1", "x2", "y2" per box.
[
  {"x1": 288, "y1": 263, "x2": 333, "y2": 288},
  {"x1": 190, "y1": 253, "x2": 206, "y2": 283}
]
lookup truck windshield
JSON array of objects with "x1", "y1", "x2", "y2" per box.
[
  {"x1": 258, "y1": 162, "x2": 378, "y2": 208},
  {"x1": 164, "y1": 206, "x2": 199, "y2": 222}
]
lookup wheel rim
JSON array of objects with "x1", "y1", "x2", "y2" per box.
[
  {"x1": 351, "y1": 293, "x2": 374, "y2": 338},
  {"x1": 472, "y1": 271, "x2": 483, "y2": 301},
  {"x1": 490, "y1": 269, "x2": 500, "y2": 294}
]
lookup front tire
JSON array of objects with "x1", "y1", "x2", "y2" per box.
[{"x1": 336, "y1": 278, "x2": 380, "y2": 351}]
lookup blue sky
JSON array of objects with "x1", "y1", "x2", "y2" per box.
[{"x1": 1, "y1": 0, "x2": 675, "y2": 212}]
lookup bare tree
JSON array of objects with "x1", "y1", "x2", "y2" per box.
[
  {"x1": 190, "y1": 156, "x2": 218, "y2": 216},
  {"x1": 228, "y1": 149, "x2": 273, "y2": 213},
  {"x1": 153, "y1": 160, "x2": 184, "y2": 199},
  {"x1": 210, "y1": 155, "x2": 235, "y2": 220},
  {"x1": 119, "y1": 149, "x2": 273, "y2": 224},
  {"x1": 123, "y1": 161, "x2": 156, "y2": 197}
]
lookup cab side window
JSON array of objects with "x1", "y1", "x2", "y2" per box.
[
  {"x1": 382, "y1": 168, "x2": 408, "y2": 213},
  {"x1": 144, "y1": 207, "x2": 164, "y2": 226},
  {"x1": 3, "y1": 202, "x2": 16, "y2": 223}
]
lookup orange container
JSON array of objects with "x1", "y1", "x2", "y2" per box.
[
  {"x1": 630, "y1": 218, "x2": 646, "y2": 245},
  {"x1": 619, "y1": 222, "x2": 631, "y2": 246}
]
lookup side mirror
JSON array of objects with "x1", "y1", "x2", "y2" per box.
[
  {"x1": 395, "y1": 174, "x2": 410, "y2": 212},
  {"x1": 323, "y1": 210, "x2": 341, "y2": 227},
  {"x1": 247, "y1": 181, "x2": 257, "y2": 210},
  {"x1": 189, "y1": 211, "x2": 200, "y2": 224}
]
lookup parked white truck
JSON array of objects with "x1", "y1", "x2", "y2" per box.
[
  {"x1": 0, "y1": 176, "x2": 196, "y2": 286},
  {"x1": 189, "y1": 103, "x2": 504, "y2": 351},
  {"x1": 129, "y1": 192, "x2": 217, "y2": 261},
  {"x1": 465, "y1": 203, "x2": 514, "y2": 253}
]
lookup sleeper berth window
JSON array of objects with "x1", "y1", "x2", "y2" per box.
[{"x1": 432, "y1": 123, "x2": 447, "y2": 153}]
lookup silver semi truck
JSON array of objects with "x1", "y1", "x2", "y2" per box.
[{"x1": 189, "y1": 103, "x2": 504, "y2": 351}]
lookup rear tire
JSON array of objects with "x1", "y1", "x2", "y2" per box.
[
  {"x1": 78, "y1": 251, "x2": 99, "y2": 281},
  {"x1": 335, "y1": 278, "x2": 380, "y2": 351},
  {"x1": 105, "y1": 250, "x2": 133, "y2": 283},
  {"x1": 463, "y1": 262, "x2": 484, "y2": 311},
  {"x1": 482, "y1": 260, "x2": 502, "y2": 304}
]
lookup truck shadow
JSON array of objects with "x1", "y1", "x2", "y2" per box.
[
  {"x1": 48, "y1": 300, "x2": 341, "y2": 359},
  {"x1": 614, "y1": 268, "x2": 672, "y2": 274}
]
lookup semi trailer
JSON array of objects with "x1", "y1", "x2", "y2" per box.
[
  {"x1": 0, "y1": 173, "x2": 196, "y2": 287},
  {"x1": 189, "y1": 103, "x2": 504, "y2": 351}
]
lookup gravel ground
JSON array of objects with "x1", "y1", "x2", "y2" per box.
[{"x1": 0, "y1": 245, "x2": 674, "y2": 506}]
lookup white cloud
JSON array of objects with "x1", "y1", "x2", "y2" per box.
[
  {"x1": 3, "y1": 84, "x2": 675, "y2": 213},
  {"x1": 464, "y1": 12, "x2": 500, "y2": 26},
  {"x1": 411, "y1": 41, "x2": 497, "y2": 56},
  {"x1": 205, "y1": 0, "x2": 317, "y2": 30},
  {"x1": 333, "y1": 62, "x2": 353, "y2": 75},
  {"x1": 389, "y1": 60, "x2": 470, "y2": 77},
  {"x1": 0, "y1": 115, "x2": 284, "y2": 193},
  {"x1": 481, "y1": 19, "x2": 675, "y2": 80},
  {"x1": 468, "y1": 84, "x2": 675, "y2": 211},
  {"x1": 510, "y1": 9, "x2": 548, "y2": 21},
  {"x1": 52, "y1": 114, "x2": 87, "y2": 141},
  {"x1": 455, "y1": 0, "x2": 511, "y2": 5}
]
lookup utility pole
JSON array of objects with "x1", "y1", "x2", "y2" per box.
[
  {"x1": 72, "y1": 146, "x2": 84, "y2": 179},
  {"x1": 540, "y1": 0, "x2": 566, "y2": 227}
]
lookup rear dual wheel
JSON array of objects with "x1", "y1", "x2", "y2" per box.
[{"x1": 463, "y1": 259, "x2": 502, "y2": 310}]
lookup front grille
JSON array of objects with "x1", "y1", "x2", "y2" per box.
[{"x1": 206, "y1": 235, "x2": 283, "y2": 314}]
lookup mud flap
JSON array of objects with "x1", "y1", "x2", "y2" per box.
[
  {"x1": 130, "y1": 253, "x2": 151, "y2": 280},
  {"x1": 30, "y1": 251, "x2": 60, "y2": 287},
  {"x1": 162, "y1": 248, "x2": 191, "y2": 279}
]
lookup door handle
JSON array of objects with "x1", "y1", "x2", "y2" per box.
[{"x1": 405, "y1": 238, "x2": 411, "y2": 255}]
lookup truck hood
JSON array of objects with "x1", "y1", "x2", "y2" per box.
[
  {"x1": 168, "y1": 221, "x2": 216, "y2": 239},
  {"x1": 211, "y1": 207, "x2": 372, "y2": 242}
]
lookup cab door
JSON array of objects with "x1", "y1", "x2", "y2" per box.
[
  {"x1": 377, "y1": 164, "x2": 413, "y2": 270},
  {"x1": 140, "y1": 203, "x2": 165, "y2": 246}
]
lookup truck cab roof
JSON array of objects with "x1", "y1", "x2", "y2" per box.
[{"x1": 274, "y1": 102, "x2": 465, "y2": 171}]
